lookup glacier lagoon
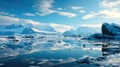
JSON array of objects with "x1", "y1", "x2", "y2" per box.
[{"x1": 0, "y1": 36, "x2": 120, "y2": 67}]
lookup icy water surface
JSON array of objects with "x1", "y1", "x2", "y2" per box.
[{"x1": 0, "y1": 37, "x2": 120, "y2": 67}]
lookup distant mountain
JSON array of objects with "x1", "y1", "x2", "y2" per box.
[
  {"x1": 49, "y1": 23, "x2": 73, "y2": 33},
  {"x1": 0, "y1": 24, "x2": 24, "y2": 35},
  {"x1": 0, "y1": 20, "x2": 101, "y2": 37},
  {"x1": 63, "y1": 27, "x2": 98, "y2": 37},
  {"x1": 0, "y1": 21, "x2": 72, "y2": 36},
  {"x1": 21, "y1": 27, "x2": 39, "y2": 34},
  {"x1": 35, "y1": 24, "x2": 56, "y2": 32}
]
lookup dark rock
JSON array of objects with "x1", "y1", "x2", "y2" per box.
[
  {"x1": 102, "y1": 23, "x2": 120, "y2": 36},
  {"x1": 92, "y1": 33, "x2": 103, "y2": 39},
  {"x1": 88, "y1": 33, "x2": 103, "y2": 40}
]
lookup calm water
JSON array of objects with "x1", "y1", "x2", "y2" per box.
[{"x1": 0, "y1": 37, "x2": 120, "y2": 67}]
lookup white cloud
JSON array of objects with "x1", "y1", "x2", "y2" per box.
[
  {"x1": 98, "y1": 8, "x2": 120, "y2": 18},
  {"x1": 79, "y1": 10, "x2": 86, "y2": 13},
  {"x1": 57, "y1": 11, "x2": 76, "y2": 18},
  {"x1": 33, "y1": 0, "x2": 55, "y2": 16},
  {"x1": 33, "y1": 0, "x2": 76, "y2": 18},
  {"x1": 57, "y1": 8, "x2": 62, "y2": 11},
  {"x1": 71, "y1": 6, "x2": 80, "y2": 10},
  {"x1": 80, "y1": 24, "x2": 102, "y2": 28},
  {"x1": 83, "y1": 0, "x2": 120, "y2": 20},
  {"x1": 23, "y1": 13, "x2": 35, "y2": 16},
  {"x1": 0, "y1": 11, "x2": 15, "y2": 17},
  {"x1": 71, "y1": 6, "x2": 84, "y2": 10},
  {"x1": 71, "y1": 6, "x2": 86, "y2": 13},
  {"x1": 0, "y1": 15, "x2": 41, "y2": 26},
  {"x1": 83, "y1": 12, "x2": 97, "y2": 19},
  {"x1": 83, "y1": 8, "x2": 120, "y2": 19},
  {"x1": 99, "y1": 0, "x2": 120, "y2": 8},
  {"x1": 0, "y1": 15, "x2": 19, "y2": 26}
]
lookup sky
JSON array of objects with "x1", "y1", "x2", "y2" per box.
[{"x1": 0, "y1": 0, "x2": 120, "y2": 26}]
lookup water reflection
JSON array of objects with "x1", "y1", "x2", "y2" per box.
[
  {"x1": 0, "y1": 37, "x2": 120, "y2": 67},
  {"x1": 102, "y1": 42, "x2": 120, "y2": 56}
]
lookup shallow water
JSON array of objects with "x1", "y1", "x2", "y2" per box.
[{"x1": 0, "y1": 37, "x2": 120, "y2": 67}]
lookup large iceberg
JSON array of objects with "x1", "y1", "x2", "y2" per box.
[
  {"x1": 102, "y1": 23, "x2": 120, "y2": 36},
  {"x1": 88, "y1": 23, "x2": 120, "y2": 40}
]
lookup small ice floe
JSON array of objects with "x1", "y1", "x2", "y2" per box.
[
  {"x1": 0, "y1": 36, "x2": 8, "y2": 43},
  {"x1": 0, "y1": 63, "x2": 4, "y2": 66},
  {"x1": 29, "y1": 65, "x2": 39, "y2": 67},
  {"x1": 29, "y1": 61, "x2": 35, "y2": 64},
  {"x1": 77, "y1": 55, "x2": 94, "y2": 64}
]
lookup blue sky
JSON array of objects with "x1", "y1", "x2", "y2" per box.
[{"x1": 0, "y1": 0, "x2": 120, "y2": 26}]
